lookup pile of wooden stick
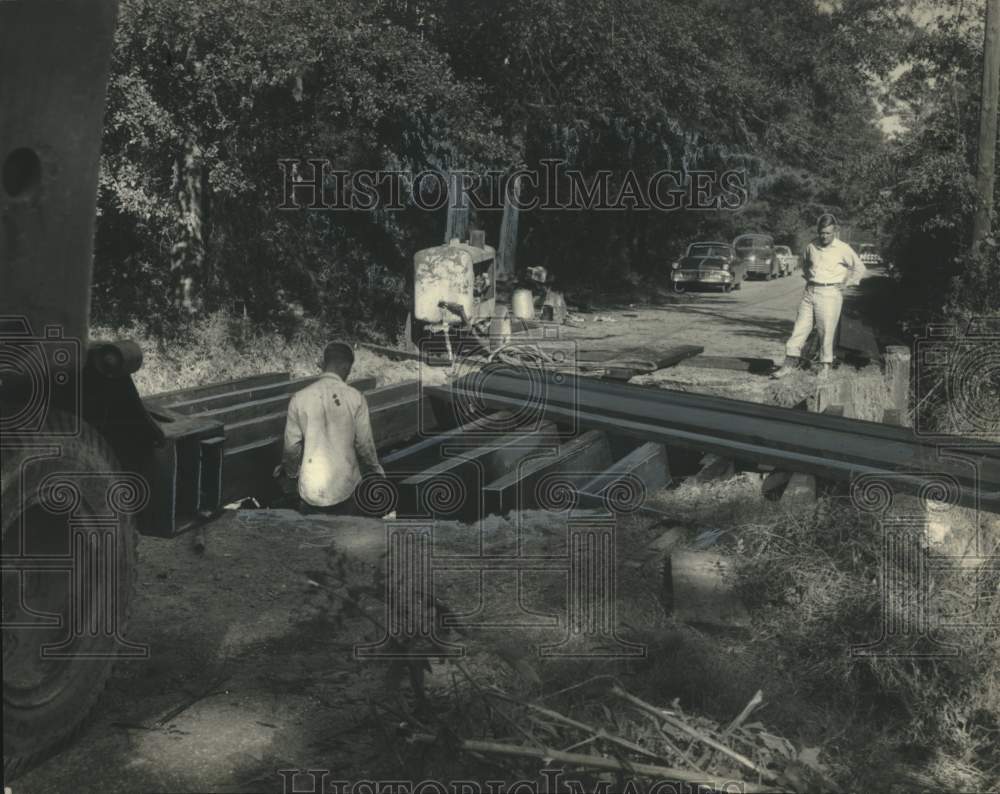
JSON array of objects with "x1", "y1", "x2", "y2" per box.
[{"x1": 375, "y1": 674, "x2": 835, "y2": 792}]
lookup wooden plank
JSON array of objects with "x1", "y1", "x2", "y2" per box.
[
  {"x1": 762, "y1": 470, "x2": 793, "y2": 500},
  {"x1": 782, "y1": 472, "x2": 816, "y2": 505},
  {"x1": 677, "y1": 355, "x2": 775, "y2": 375},
  {"x1": 582, "y1": 345, "x2": 704, "y2": 376},
  {"x1": 667, "y1": 550, "x2": 750, "y2": 628},
  {"x1": 576, "y1": 442, "x2": 669, "y2": 512},
  {"x1": 809, "y1": 379, "x2": 851, "y2": 415},
  {"x1": 599, "y1": 345, "x2": 704, "y2": 368},
  {"x1": 145, "y1": 372, "x2": 289, "y2": 407},
  {"x1": 602, "y1": 366, "x2": 646, "y2": 381},
  {"x1": 578, "y1": 349, "x2": 628, "y2": 363},
  {"x1": 482, "y1": 429, "x2": 612, "y2": 516},
  {"x1": 884, "y1": 345, "x2": 911, "y2": 422},
  {"x1": 580, "y1": 358, "x2": 657, "y2": 374},
  {"x1": 397, "y1": 422, "x2": 559, "y2": 520},
  {"x1": 763, "y1": 404, "x2": 841, "y2": 500},
  {"x1": 647, "y1": 345, "x2": 705, "y2": 369},
  {"x1": 689, "y1": 453, "x2": 735, "y2": 485}
]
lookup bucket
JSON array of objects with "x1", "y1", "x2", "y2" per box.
[{"x1": 512, "y1": 288, "x2": 535, "y2": 320}]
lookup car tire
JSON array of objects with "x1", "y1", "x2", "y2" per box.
[
  {"x1": 2, "y1": 410, "x2": 140, "y2": 780},
  {"x1": 673, "y1": 283, "x2": 686, "y2": 294}
]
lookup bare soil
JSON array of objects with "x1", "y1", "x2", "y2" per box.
[{"x1": 15, "y1": 270, "x2": 945, "y2": 793}]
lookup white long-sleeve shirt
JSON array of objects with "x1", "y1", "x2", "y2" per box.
[
  {"x1": 801, "y1": 238, "x2": 866, "y2": 287},
  {"x1": 282, "y1": 373, "x2": 384, "y2": 507}
]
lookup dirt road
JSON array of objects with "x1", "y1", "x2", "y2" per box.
[{"x1": 564, "y1": 271, "x2": 811, "y2": 362}]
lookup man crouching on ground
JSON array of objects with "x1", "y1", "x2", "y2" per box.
[
  {"x1": 771, "y1": 213, "x2": 866, "y2": 379},
  {"x1": 280, "y1": 341, "x2": 384, "y2": 515}
]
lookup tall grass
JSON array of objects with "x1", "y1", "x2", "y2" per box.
[
  {"x1": 733, "y1": 497, "x2": 1000, "y2": 769},
  {"x1": 91, "y1": 309, "x2": 429, "y2": 396}
]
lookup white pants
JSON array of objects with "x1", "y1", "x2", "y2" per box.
[{"x1": 785, "y1": 285, "x2": 843, "y2": 364}]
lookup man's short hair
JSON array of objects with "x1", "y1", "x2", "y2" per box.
[
  {"x1": 323, "y1": 341, "x2": 355, "y2": 371},
  {"x1": 816, "y1": 213, "x2": 839, "y2": 230}
]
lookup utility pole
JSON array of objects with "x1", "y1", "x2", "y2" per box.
[{"x1": 972, "y1": 0, "x2": 1000, "y2": 254}]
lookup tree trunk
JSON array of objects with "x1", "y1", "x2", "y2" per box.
[{"x1": 170, "y1": 136, "x2": 208, "y2": 314}]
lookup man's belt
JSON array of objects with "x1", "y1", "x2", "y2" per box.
[{"x1": 808, "y1": 281, "x2": 843, "y2": 287}]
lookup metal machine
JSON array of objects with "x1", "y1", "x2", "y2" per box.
[
  {"x1": 411, "y1": 230, "x2": 497, "y2": 360},
  {"x1": 0, "y1": 0, "x2": 181, "y2": 777}
]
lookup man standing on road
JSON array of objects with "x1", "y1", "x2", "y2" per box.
[
  {"x1": 771, "y1": 214, "x2": 866, "y2": 379},
  {"x1": 280, "y1": 342, "x2": 384, "y2": 515}
]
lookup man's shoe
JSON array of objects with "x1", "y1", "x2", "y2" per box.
[{"x1": 771, "y1": 355, "x2": 800, "y2": 379}]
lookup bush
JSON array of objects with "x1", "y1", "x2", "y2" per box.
[
  {"x1": 733, "y1": 498, "x2": 1000, "y2": 760},
  {"x1": 91, "y1": 310, "x2": 329, "y2": 395}
]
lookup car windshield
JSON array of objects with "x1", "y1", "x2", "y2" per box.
[
  {"x1": 860, "y1": 244, "x2": 876, "y2": 254},
  {"x1": 689, "y1": 244, "x2": 730, "y2": 258},
  {"x1": 775, "y1": 246, "x2": 791, "y2": 255},
  {"x1": 735, "y1": 236, "x2": 770, "y2": 250},
  {"x1": 734, "y1": 239, "x2": 770, "y2": 257}
]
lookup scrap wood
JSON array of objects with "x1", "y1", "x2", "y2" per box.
[
  {"x1": 624, "y1": 344, "x2": 704, "y2": 369},
  {"x1": 404, "y1": 732, "x2": 771, "y2": 793},
  {"x1": 382, "y1": 667, "x2": 802, "y2": 791},
  {"x1": 610, "y1": 686, "x2": 777, "y2": 782},
  {"x1": 698, "y1": 690, "x2": 764, "y2": 767},
  {"x1": 580, "y1": 345, "x2": 704, "y2": 370},
  {"x1": 485, "y1": 688, "x2": 696, "y2": 770}
]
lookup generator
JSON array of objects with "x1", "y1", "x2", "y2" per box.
[{"x1": 411, "y1": 230, "x2": 497, "y2": 359}]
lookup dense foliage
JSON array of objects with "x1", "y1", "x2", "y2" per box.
[
  {"x1": 870, "y1": 0, "x2": 1000, "y2": 331},
  {"x1": 92, "y1": 0, "x2": 918, "y2": 336}
]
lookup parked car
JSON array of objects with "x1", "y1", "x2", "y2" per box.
[
  {"x1": 858, "y1": 243, "x2": 884, "y2": 268},
  {"x1": 773, "y1": 245, "x2": 798, "y2": 276},
  {"x1": 733, "y1": 233, "x2": 779, "y2": 279},
  {"x1": 670, "y1": 241, "x2": 744, "y2": 293}
]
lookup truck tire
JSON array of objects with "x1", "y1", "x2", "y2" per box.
[{"x1": 2, "y1": 410, "x2": 139, "y2": 780}]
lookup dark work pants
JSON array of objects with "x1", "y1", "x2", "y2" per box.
[{"x1": 299, "y1": 496, "x2": 358, "y2": 516}]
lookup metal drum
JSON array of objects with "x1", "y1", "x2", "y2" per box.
[{"x1": 511, "y1": 288, "x2": 535, "y2": 320}]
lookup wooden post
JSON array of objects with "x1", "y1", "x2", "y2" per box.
[
  {"x1": 688, "y1": 453, "x2": 735, "y2": 485},
  {"x1": 883, "y1": 345, "x2": 911, "y2": 425},
  {"x1": 972, "y1": 0, "x2": 1000, "y2": 252}
]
